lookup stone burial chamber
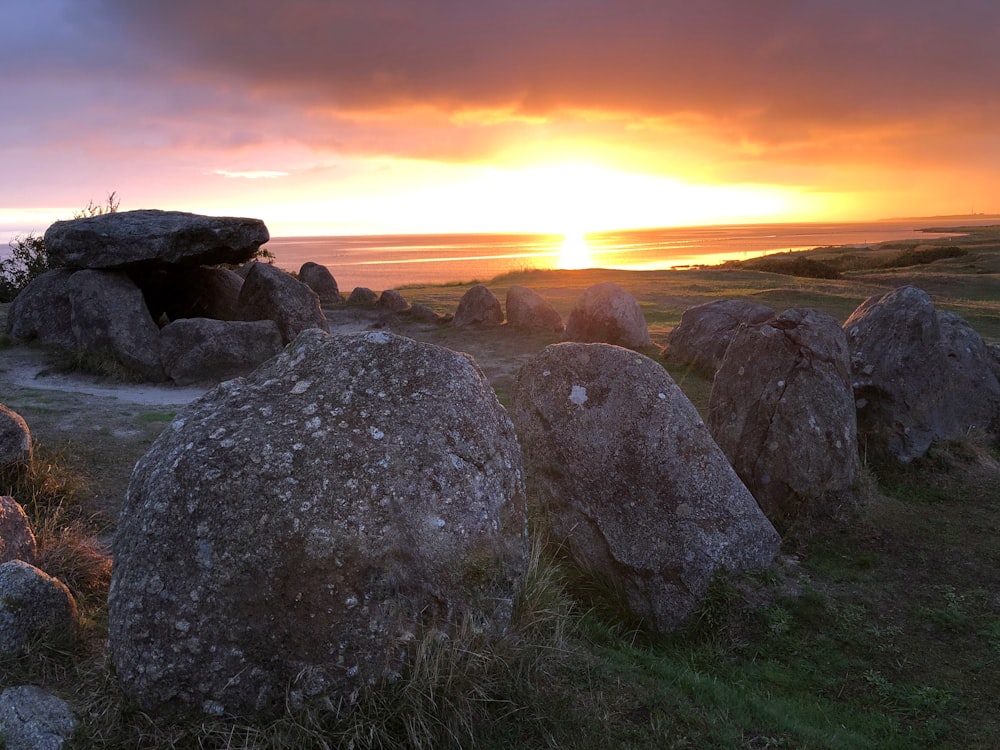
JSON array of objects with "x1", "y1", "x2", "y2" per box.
[{"x1": 5, "y1": 209, "x2": 331, "y2": 384}]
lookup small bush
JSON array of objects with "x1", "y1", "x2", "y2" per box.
[
  {"x1": 746, "y1": 256, "x2": 842, "y2": 279},
  {"x1": 880, "y1": 245, "x2": 967, "y2": 269}
]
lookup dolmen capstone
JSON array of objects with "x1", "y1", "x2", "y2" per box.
[
  {"x1": 505, "y1": 285, "x2": 564, "y2": 333},
  {"x1": 453, "y1": 284, "x2": 504, "y2": 327},
  {"x1": 708, "y1": 308, "x2": 859, "y2": 527},
  {"x1": 663, "y1": 299, "x2": 775, "y2": 377},
  {"x1": 565, "y1": 282, "x2": 652, "y2": 348},
  {"x1": 844, "y1": 285, "x2": 1000, "y2": 463},
  {"x1": 4, "y1": 210, "x2": 312, "y2": 384},
  {"x1": 108, "y1": 328, "x2": 528, "y2": 718},
  {"x1": 510, "y1": 342, "x2": 780, "y2": 633}
]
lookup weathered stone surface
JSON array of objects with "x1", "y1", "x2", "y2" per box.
[
  {"x1": 0, "y1": 497, "x2": 37, "y2": 565},
  {"x1": 67, "y1": 270, "x2": 165, "y2": 381},
  {"x1": 505, "y1": 285, "x2": 564, "y2": 332},
  {"x1": 236, "y1": 262, "x2": 327, "y2": 345},
  {"x1": 133, "y1": 265, "x2": 244, "y2": 322},
  {"x1": 0, "y1": 560, "x2": 78, "y2": 656},
  {"x1": 0, "y1": 405, "x2": 32, "y2": 470},
  {"x1": 408, "y1": 303, "x2": 445, "y2": 324},
  {"x1": 377, "y1": 289, "x2": 410, "y2": 313},
  {"x1": 565, "y1": 282, "x2": 652, "y2": 348},
  {"x1": 346, "y1": 287, "x2": 378, "y2": 306},
  {"x1": 44, "y1": 209, "x2": 268, "y2": 269},
  {"x1": 662, "y1": 299, "x2": 775, "y2": 377},
  {"x1": 5, "y1": 269, "x2": 76, "y2": 349},
  {"x1": 0, "y1": 685, "x2": 77, "y2": 750},
  {"x1": 511, "y1": 343, "x2": 780, "y2": 633},
  {"x1": 299, "y1": 262, "x2": 343, "y2": 306},
  {"x1": 159, "y1": 318, "x2": 283, "y2": 386},
  {"x1": 708, "y1": 308, "x2": 859, "y2": 525},
  {"x1": 109, "y1": 329, "x2": 528, "y2": 718},
  {"x1": 844, "y1": 285, "x2": 1000, "y2": 463},
  {"x1": 453, "y1": 284, "x2": 504, "y2": 328}
]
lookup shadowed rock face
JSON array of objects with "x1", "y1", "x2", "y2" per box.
[
  {"x1": 236, "y1": 262, "x2": 328, "y2": 344},
  {"x1": 844, "y1": 285, "x2": 1000, "y2": 463},
  {"x1": 708, "y1": 308, "x2": 859, "y2": 527},
  {"x1": 159, "y1": 318, "x2": 284, "y2": 386},
  {"x1": 44, "y1": 209, "x2": 268, "y2": 269},
  {"x1": 453, "y1": 284, "x2": 504, "y2": 327},
  {"x1": 5, "y1": 269, "x2": 76, "y2": 349},
  {"x1": 0, "y1": 560, "x2": 78, "y2": 656},
  {"x1": 109, "y1": 329, "x2": 528, "y2": 718},
  {"x1": 299, "y1": 262, "x2": 343, "y2": 306},
  {"x1": 565, "y1": 282, "x2": 652, "y2": 348},
  {"x1": 511, "y1": 342, "x2": 780, "y2": 634},
  {"x1": 505, "y1": 285, "x2": 564, "y2": 332},
  {"x1": 662, "y1": 299, "x2": 775, "y2": 377}
]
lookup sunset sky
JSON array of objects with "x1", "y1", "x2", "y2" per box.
[{"x1": 2, "y1": 0, "x2": 999, "y2": 242}]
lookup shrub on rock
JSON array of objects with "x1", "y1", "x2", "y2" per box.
[
  {"x1": 510, "y1": 342, "x2": 780, "y2": 633},
  {"x1": 109, "y1": 329, "x2": 528, "y2": 718},
  {"x1": 565, "y1": 282, "x2": 651, "y2": 348}
]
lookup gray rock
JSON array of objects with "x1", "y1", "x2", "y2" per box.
[
  {"x1": 453, "y1": 285, "x2": 504, "y2": 327},
  {"x1": 44, "y1": 209, "x2": 268, "y2": 269},
  {"x1": 159, "y1": 318, "x2": 283, "y2": 386},
  {"x1": 5, "y1": 269, "x2": 76, "y2": 349},
  {"x1": 236, "y1": 263, "x2": 328, "y2": 345},
  {"x1": 0, "y1": 497, "x2": 37, "y2": 565},
  {"x1": 0, "y1": 560, "x2": 78, "y2": 656},
  {"x1": 408, "y1": 303, "x2": 445, "y2": 324},
  {"x1": 708, "y1": 308, "x2": 859, "y2": 526},
  {"x1": 109, "y1": 329, "x2": 528, "y2": 718},
  {"x1": 346, "y1": 287, "x2": 378, "y2": 306},
  {"x1": 0, "y1": 685, "x2": 77, "y2": 750},
  {"x1": 505, "y1": 285, "x2": 564, "y2": 332},
  {"x1": 511, "y1": 342, "x2": 780, "y2": 633},
  {"x1": 565, "y1": 282, "x2": 652, "y2": 348},
  {"x1": 377, "y1": 289, "x2": 410, "y2": 313},
  {"x1": 67, "y1": 270, "x2": 165, "y2": 381},
  {"x1": 844, "y1": 285, "x2": 1000, "y2": 462},
  {"x1": 299, "y1": 262, "x2": 343, "y2": 306},
  {"x1": 0, "y1": 405, "x2": 32, "y2": 469},
  {"x1": 662, "y1": 299, "x2": 775, "y2": 377},
  {"x1": 133, "y1": 265, "x2": 245, "y2": 322}
]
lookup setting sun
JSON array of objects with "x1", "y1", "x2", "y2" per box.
[{"x1": 558, "y1": 230, "x2": 594, "y2": 269}]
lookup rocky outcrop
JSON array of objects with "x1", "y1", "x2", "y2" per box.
[
  {"x1": 453, "y1": 285, "x2": 504, "y2": 327},
  {"x1": 844, "y1": 285, "x2": 1000, "y2": 462},
  {"x1": 109, "y1": 329, "x2": 528, "y2": 718},
  {"x1": 0, "y1": 406, "x2": 32, "y2": 469},
  {"x1": 505, "y1": 285, "x2": 564, "y2": 332},
  {"x1": 299, "y1": 262, "x2": 343, "y2": 306},
  {"x1": 159, "y1": 318, "x2": 284, "y2": 386},
  {"x1": 0, "y1": 685, "x2": 77, "y2": 750},
  {"x1": 237, "y1": 262, "x2": 328, "y2": 345},
  {"x1": 708, "y1": 308, "x2": 859, "y2": 526},
  {"x1": 662, "y1": 299, "x2": 775, "y2": 377},
  {"x1": 565, "y1": 282, "x2": 652, "y2": 348},
  {"x1": 44, "y1": 209, "x2": 268, "y2": 269},
  {"x1": 68, "y1": 270, "x2": 165, "y2": 381},
  {"x1": 0, "y1": 560, "x2": 78, "y2": 656},
  {"x1": 0, "y1": 497, "x2": 37, "y2": 565},
  {"x1": 510, "y1": 342, "x2": 780, "y2": 633},
  {"x1": 4, "y1": 269, "x2": 76, "y2": 349}
]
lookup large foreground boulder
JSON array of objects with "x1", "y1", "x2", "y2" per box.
[
  {"x1": 0, "y1": 497, "x2": 37, "y2": 565},
  {"x1": 453, "y1": 285, "x2": 504, "y2": 327},
  {"x1": 565, "y1": 282, "x2": 652, "y2": 348},
  {"x1": 0, "y1": 561, "x2": 78, "y2": 656},
  {"x1": 159, "y1": 318, "x2": 284, "y2": 385},
  {"x1": 844, "y1": 285, "x2": 1000, "y2": 462},
  {"x1": 708, "y1": 309, "x2": 859, "y2": 526},
  {"x1": 67, "y1": 270, "x2": 165, "y2": 380},
  {"x1": 109, "y1": 329, "x2": 528, "y2": 718},
  {"x1": 505, "y1": 285, "x2": 564, "y2": 332},
  {"x1": 236, "y1": 262, "x2": 328, "y2": 344},
  {"x1": 663, "y1": 299, "x2": 775, "y2": 377},
  {"x1": 0, "y1": 406, "x2": 32, "y2": 469},
  {"x1": 511, "y1": 343, "x2": 780, "y2": 633},
  {"x1": 44, "y1": 209, "x2": 268, "y2": 269}
]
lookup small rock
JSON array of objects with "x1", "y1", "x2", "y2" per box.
[
  {"x1": 565, "y1": 282, "x2": 652, "y2": 348},
  {"x1": 0, "y1": 560, "x2": 78, "y2": 656},
  {"x1": 453, "y1": 285, "x2": 504, "y2": 327},
  {"x1": 299, "y1": 262, "x2": 343, "y2": 306},
  {"x1": 505, "y1": 285, "x2": 564, "y2": 332},
  {"x1": 0, "y1": 497, "x2": 37, "y2": 565},
  {"x1": 0, "y1": 685, "x2": 77, "y2": 750},
  {"x1": 0, "y1": 406, "x2": 32, "y2": 470},
  {"x1": 346, "y1": 287, "x2": 378, "y2": 306}
]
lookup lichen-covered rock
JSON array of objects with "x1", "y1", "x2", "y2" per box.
[
  {"x1": 0, "y1": 685, "x2": 77, "y2": 750},
  {"x1": 5, "y1": 269, "x2": 77, "y2": 349},
  {"x1": 236, "y1": 262, "x2": 328, "y2": 345},
  {"x1": 67, "y1": 270, "x2": 165, "y2": 381},
  {"x1": 299, "y1": 262, "x2": 343, "y2": 306},
  {"x1": 0, "y1": 497, "x2": 37, "y2": 565},
  {"x1": 109, "y1": 329, "x2": 528, "y2": 718},
  {"x1": 159, "y1": 318, "x2": 283, "y2": 385},
  {"x1": 44, "y1": 209, "x2": 268, "y2": 269},
  {"x1": 453, "y1": 285, "x2": 504, "y2": 327},
  {"x1": 844, "y1": 285, "x2": 1000, "y2": 462},
  {"x1": 511, "y1": 342, "x2": 780, "y2": 633},
  {"x1": 0, "y1": 561, "x2": 78, "y2": 656},
  {"x1": 708, "y1": 308, "x2": 859, "y2": 526},
  {"x1": 0, "y1": 406, "x2": 32, "y2": 470},
  {"x1": 505, "y1": 285, "x2": 564, "y2": 332},
  {"x1": 565, "y1": 282, "x2": 652, "y2": 348},
  {"x1": 662, "y1": 299, "x2": 775, "y2": 377}
]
